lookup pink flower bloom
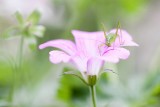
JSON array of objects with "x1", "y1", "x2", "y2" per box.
[
  {"x1": 39, "y1": 29, "x2": 138, "y2": 78},
  {"x1": 98, "y1": 29, "x2": 138, "y2": 63}
]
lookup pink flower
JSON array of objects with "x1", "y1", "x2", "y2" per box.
[
  {"x1": 98, "y1": 29, "x2": 138, "y2": 63},
  {"x1": 39, "y1": 29, "x2": 138, "y2": 78}
]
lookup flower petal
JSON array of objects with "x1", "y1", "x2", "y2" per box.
[
  {"x1": 100, "y1": 51, "x2": 119, "y2": 63},
  {"x1": 39, "y1": 39, "x2": 76, "y2": 55},
  {"x1": 72, "y1": 30, "x2": 105, "y2": 57},
  {"x1": 101, "y1": 47, "x2": 130, "y2": 63},
  {"x1": 87, "y1": 58, "x2": 104, "y2": 75},
  {"x1": 113, "y1": 48, "x2": 130, "y2": 59},
  {"x1": 109, "y1": 29, "x2": 138, "y2": 47},
  {"x1": 49, "y1": 50, "x2": 70, "y2": 64},
  {"x1": 71, "y1": 54, "x2": 88, "y2": 73}
]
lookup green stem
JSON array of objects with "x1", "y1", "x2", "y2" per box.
[
  {"x1": 9, "y1": 36, "x2": 24, "y2": 104},
  {"x1": 17, "y1": 36, "x2": 24, "y2": 87},
  {"x1": 19, "y1": 36, "x2": 24, "y2": 70},
  {"x1": 90, "y1": 85, "x2": 97, "y2": 107}
]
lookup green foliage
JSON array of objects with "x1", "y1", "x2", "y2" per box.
[
  {"x1": 3, "y1": 10, "x2": 45, "y2": 50},
  {"x1": 26, "y1": 10, "x2": 41, "y2": 25},
  {"x1": 15, "y1": 12, "x2": 24, "y2": 25},
  {"x1": 0, "y1": 0, "x2": 157, "y2": 107},
  {"x1": 56, "y1": 68, "x2": 89, "y2": 107},
  {"x1": 0, "y1": 61, "x2": 13, "y2": 85}
]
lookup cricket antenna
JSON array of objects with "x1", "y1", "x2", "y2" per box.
[
  {"x1": 101, "y1": 23, "x2": 107, "y2": 39},
  {"x1": 116, "y1": 21, "x2": 121, "y2": 35},
  {"x1": 104, "y1": 69, "x2": 119, "y2": 76},
  {"x1": 116, "y1": 21, "x2": 123, "y2": 45},
  {"x1": 117, "y1": 21, "x2": 121, "y2": 27}
]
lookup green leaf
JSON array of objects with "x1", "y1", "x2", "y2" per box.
[
  {"x1": 27, "y1": 10, "x2": 41, "y2": 25},
  {"x1": 25, "y1": 36, "x2": 37, "y2": 50},
  {"x1": 62, "y1": 71, "x2": 88, "y2": 85},
  {"x1": 152, "y1": 85, "x2": 160, "y2": 97},
  {"x1": 2, "y1": 26, "x2": 20, "y2": 39},
  {"x1": 30, "y1": 25, "x2": 45, "y2": 38},
  {"x1": 15, "y1": 11, "x2": 24, "y2": 25}
]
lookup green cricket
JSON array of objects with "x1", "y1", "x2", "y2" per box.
[
  {"x1": 98, "y1": 22, "x2": 123, "y2": 55},
  {"x1": 101, "y1": 21, "x2": 122, "y2": 47}
]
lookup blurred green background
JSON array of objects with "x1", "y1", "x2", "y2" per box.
[{"x1": 0, "y1": 0, "x2": 160, "y2": 107}]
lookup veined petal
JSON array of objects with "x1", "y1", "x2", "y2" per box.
[
  {"x1": 49, "y1": 50, "x2": 70, "y2": 64},
  {"x1": 121, "y1": 40, "x2": 139, "y2": 46},
  {"x1": 101, "y1": 47, "x2": 130, "y2": 63},
  {"x1": 87, "y1": 58, "x2": 104, "y2": 75},
  {"x1": 72, "y1": 30, "x2": 105, "y2": 56},
  {"x1": 109, "y1": 29, "x2": 138, "y2": 47},
  {"x1": 100, "y1": 51, "x2": 119, "y2": 63},
  {"x1": 71, "y1": 54, "x2": 88, "y2": 73},
  {"x1": 39, "y1": 39, "x2": 76, "y2": 55},
  {"x1": 113, "y1": 48, "x2": 130, "y2": 59}
]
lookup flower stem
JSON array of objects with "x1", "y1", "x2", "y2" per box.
[
  {"x1": 90, "y1": 85, "x2": 97, "y2": 107},
  {"x1": 9, "y1": 36, "x2": 24, "y2": 104},
  {"x1": 17, "y1": 36, "x2": 24, "y2": 87},
  {"x1": 19, "y1": 36, "x2": 24, "y2": 70}
]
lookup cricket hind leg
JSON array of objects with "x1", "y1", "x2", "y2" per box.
[
  {"x1": 117, "y1": 22, "x2": 125, "y2": 46},
  {"x1": 104, "y1": 69, "x2": 119, "y2": 76},
  {"x1": 98, "y1": 43, "x2": 107, "y2": 56}
]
